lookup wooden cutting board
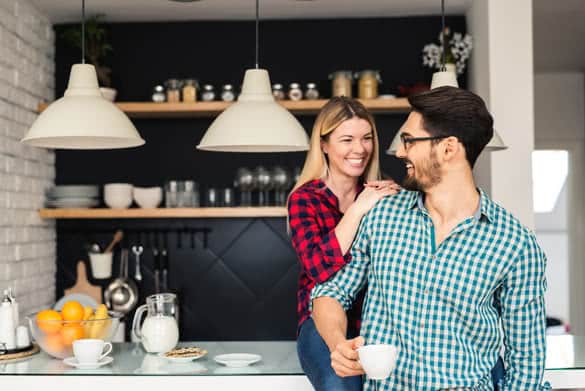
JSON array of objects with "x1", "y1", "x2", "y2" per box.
[{"x1": 64, "y1": 261, "x2": 102, "y2": 305}]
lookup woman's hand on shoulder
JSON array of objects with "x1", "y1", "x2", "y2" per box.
[{"x1": 352, "y1": 180, "x2": 400, "y2": 217}]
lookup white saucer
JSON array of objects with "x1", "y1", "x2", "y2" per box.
[
  {"x1": 213, "y1": 353, "x2": 262, "y2": 367},
  {"x1": 158, "y1": 350, "x2": 207, "y2": 363},
  {"x1": 63, "y1": 356, "x2": 113, "y2": 369}
]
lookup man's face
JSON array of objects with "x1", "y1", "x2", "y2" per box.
[{"x1": 395, "y1": 112, "x2": 443, "y2": 191}]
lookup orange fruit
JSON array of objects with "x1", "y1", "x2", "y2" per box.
[
  {"x1": 60, "y1": 324, "x2": 85, "y2": 346},
  {"x1": 36, "y1": 309, "x2": 63, "y2": 334},
  {"x1": 61, "y1": 301, "x2": 84, "y2": 322},
  {"x1": 44, "y1": 333, "x2": 64, "y2": 354}
]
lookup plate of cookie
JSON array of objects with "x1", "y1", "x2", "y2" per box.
[{"x1": 159, "y1": 346, "x2": 208, "y2": 363}]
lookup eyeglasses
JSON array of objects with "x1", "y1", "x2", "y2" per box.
[{"x1": 399, "y1": 134, "x2": 450, "y2": 150}]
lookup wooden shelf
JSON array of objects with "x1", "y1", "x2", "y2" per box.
[
  {"x1": 38, "y1": 98, "x2": 410, "y2": 118},
  {"x1": 39, "y1": 207, "x2": 288, "y2": 219}
]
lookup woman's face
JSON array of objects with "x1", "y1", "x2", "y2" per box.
[{"x1": 321, "y1": 117, "x2": 374, "y2": 180}]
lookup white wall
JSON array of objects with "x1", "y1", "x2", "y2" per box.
[
  {"x1": 0, "y1": 0, "x2": 56, "y2": 318},
  {"x1": 534, "y1": 72, "x2": 585, "y2": 333},
  {"x1": 466, "y1": 0, "x2": 536, "y2": 229}
]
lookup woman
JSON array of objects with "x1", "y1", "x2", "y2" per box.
[{"x1": 288, "y1": 97, "x2": 400, "y2": 391}]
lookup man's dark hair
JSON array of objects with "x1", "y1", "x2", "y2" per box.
[{"x1": 407, "y1": 86, "x2": 494, "y2": 167}]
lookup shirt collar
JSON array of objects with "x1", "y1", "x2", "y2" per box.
[
  {"x1": 313, "y1": 179, "x2": 365, "y2": 196},
  {"x1": 409, "y1": 187, "x2": 494, "y2": 223}
]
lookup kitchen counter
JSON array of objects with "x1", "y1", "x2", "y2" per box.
[{"x1": 1, "y1": 337, "x2": 585, "y2": 390}]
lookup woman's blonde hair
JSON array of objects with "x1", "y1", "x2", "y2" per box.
[{"x1": 289, "y1": 96, "x2": 381, "y2": 196}]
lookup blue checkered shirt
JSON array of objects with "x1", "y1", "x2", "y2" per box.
[{"x1": 312, "y1": 189, "x2": 551, "y2": 390}]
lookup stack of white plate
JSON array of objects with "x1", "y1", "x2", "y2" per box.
[{"x1": 45, "y1": 185, "x2": 100, "y2": 208}]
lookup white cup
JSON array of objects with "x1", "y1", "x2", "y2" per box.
[
  {"x1": 357, "y1": 344, "x2": 399, "y2": 380},
  {"x1": 89, "y1": 252, "x2": 113, "y2": 279},
  {"x1": 73, "y1": 339, "x2": 113, "y2": 364}
]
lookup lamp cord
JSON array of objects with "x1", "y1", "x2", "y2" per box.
[
  {"x1": 440, "y1": 0, "x2": 445, "y2": 71},
  {"x1": 255, "y1": 0, "x2": 259, "y2": 69},
  {"x1": 81, "y1": 0, "x2": 85, "y2": 64}
]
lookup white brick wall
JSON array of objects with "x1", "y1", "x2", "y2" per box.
[{"x1": 0, "y1": 0, "x2": 55, "y2": 320}]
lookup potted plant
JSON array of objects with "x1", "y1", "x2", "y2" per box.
[
  {"x1": 422, "y1": 27, "x2": 473, "y2": 76},
  {"x1": 61, "y1": 15, "x2": 116, "y2": 101}
]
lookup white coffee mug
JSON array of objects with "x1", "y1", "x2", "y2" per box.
[
  {"x1": 357, "y1": 344, "x2": 399, "y2": 380},
  {"x1": 73, "y1": 339, "x2": 112, "y2": 364}
]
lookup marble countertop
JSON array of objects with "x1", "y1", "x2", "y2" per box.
[{"x1": 0, "y1": 341, "x2": 303, "y2": 376}]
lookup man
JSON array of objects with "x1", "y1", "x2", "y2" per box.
[{"x1": 311, "y1": 87, "x2": 551, "y2": 390}]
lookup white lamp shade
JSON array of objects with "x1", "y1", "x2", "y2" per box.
[
  {"x1": 197, "y1": 69, "x2": 309, "y2": 152},
  {"x1": 22, "y1": 64, "x2": 144, "y2": 149}
]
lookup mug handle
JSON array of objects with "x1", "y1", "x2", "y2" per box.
[{"x1": 100, "y1": 342, "x2": 113, "y2": 360}]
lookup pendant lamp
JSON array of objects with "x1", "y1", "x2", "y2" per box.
[
  {"x1": 196, "y1": 0, "x2": 309, "y2": 152},
  {"x1": 21, "y1": 0, "x2": 144, "y2": 149},
  {"x1": 386, "y1": 0, "x2": 506, "y2": 155}
]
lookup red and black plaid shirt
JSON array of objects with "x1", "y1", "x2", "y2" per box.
[{"x1": 288, "y1": 179, "x2": 365, "y2": 335}]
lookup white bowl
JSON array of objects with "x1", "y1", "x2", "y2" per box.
[
  {"x1": 133, "y1": 187, "x2": 163, "y2": 208},
  {"x1": 104, "y1": 183, "x2": 133, "y2": 209}
]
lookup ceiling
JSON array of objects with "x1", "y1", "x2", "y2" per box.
[
  {"x1": 29, "y1": 0, "x2": 469, "y2": 23},
  {"x1": 29, "y1": 0, "x2": 585, "y2": 72}
]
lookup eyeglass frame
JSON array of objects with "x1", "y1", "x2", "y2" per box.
[{"x1": 399, "y1": 134, "x2": 452, "y2": 150}]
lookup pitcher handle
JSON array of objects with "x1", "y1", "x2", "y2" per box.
[{"x1": 131, "y1": 304, "x2": 147, "y2": 341}]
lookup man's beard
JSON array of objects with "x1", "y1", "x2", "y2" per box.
[{"x1": 400, "y1": 150, "x2": 442, "y2": 191}]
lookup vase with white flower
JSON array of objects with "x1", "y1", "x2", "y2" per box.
[{"x1": 422, "y1": 27, "x2": 473, "y2": 82}]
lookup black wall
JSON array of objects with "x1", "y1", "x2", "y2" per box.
[{"x1": 53, "y1": 16, "x2": 466, "y2": 341}]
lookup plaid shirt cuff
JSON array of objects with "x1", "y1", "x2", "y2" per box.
[{"x1": 310, "y1": 283, "x2": 352, "y2": 312}]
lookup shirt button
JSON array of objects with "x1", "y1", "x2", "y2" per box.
[{"x1": 424, "y1": 289, "x2": 430, "y2": 295}]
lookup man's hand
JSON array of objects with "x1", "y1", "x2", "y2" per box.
[{"x1": 330, "y1": 336, "x2": 366, "y2": 377}]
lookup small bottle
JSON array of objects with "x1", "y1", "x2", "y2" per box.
[
  {"x1": 288, "y1": 83, "x2": 303, "y2": 101},
  {"x1": 164, "y1": 79, "x2": 181, "y2": 103},
  {"x1": 272, "y1": 83, "x2": 285, "y2": 100},
  {"x1": 304, "y1": 83, "x2": 319, "y2": 100},
  {"x1": 329, "y1": 70, "x2": 353, "y2": 97},
  {"x1": 182, "y1": 79, "x2": 198, "y2": 102},
  {"x1": 151, "y1": 85, "x2": 165, "y2": 102},
  {"x1": 221, "y1": 84, "x2": 236, "y2": 102},
  {"x1": 7, "y1": 288, "x2": 18, "y2": 327},
  {"x1": 201, "y1": 84, "x2": 216, "y2": 101},
  {"x1": 0, "y1": 290, "x2": 15, "y2": 350}
]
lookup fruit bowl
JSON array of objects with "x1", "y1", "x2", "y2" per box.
[{"x1": 26, "y1": 309, "x2": 122, "y2": 359}]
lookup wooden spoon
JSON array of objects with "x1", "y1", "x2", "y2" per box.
[{"x1": 104, "y1": 230, "x2": 124, "y2": 253}]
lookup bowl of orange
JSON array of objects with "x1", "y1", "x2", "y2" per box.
[{"x1": 26, "y1": 301, "x2": 122, "y2": 359}]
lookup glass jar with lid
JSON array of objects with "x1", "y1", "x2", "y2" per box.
[
  {"x1": 304, "y1": 83, "x2": 319, "y2": 100},
  {"x1": 182, "y1": 79, "x2": 198, "y2": 102},
  {"x1": 329, "y1": 71, "x2": 353, "y2": 98},
  {"x1": 201, "y1": 84, "x2": 216, "y2": 101},
  {"x1": 221, "y1": 84, "x2": 236, "y2": 102},
  {"x1": 356, "y1": 70, "x2": 381, "y2": 99},
  {"x1": 151, "y1": 85, "x2": 165, "y2": 102},
  {"x1": 164, "y1": 79, "x2": 181, "y2": 103},
  {"x1": 272, "y1": 83, "x2": 285, "y2": 100},
  {"x1": 288, "y1": 83, "x2": 303, "y2": 101}
]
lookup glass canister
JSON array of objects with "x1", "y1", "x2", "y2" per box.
[
  {"x1": 151, "y1": 85, "x2": 165, "y2": 102},
  {"x1": 201, "y1": 84, "x2": 215, "y2": 101},
  {"x1": 182, "y1": 79, "x2": 198, "y2": 102},
  {"x1": 272, "y1": 83, "x2": 285, "y2": 100},
  {"x1": 356, "y1": 70, "x2": 381, "y2": 99},
  {"x1": 329, "y1": 70, "x2": 353, "y2": 98},
  {"x1": 164, "y1": 79, "x2": 181, "y2": 103},
  {"x1": 288, "y1": 83, "x2": 303, "y2": 101},
  {"x1": 221, "y1": 84, "x2": 236, "y2": 102},
  {"x1": 305, "y1": 83, "x2": 319, "y2": 100}
]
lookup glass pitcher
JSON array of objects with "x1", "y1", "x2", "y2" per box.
[{"x1": 132, "y1": 293, "x2": 179, "y2": 353}]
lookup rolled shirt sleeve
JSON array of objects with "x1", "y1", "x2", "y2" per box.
[{"x1": 500, "y1": 233, "x2": 551, "y2": 390}]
